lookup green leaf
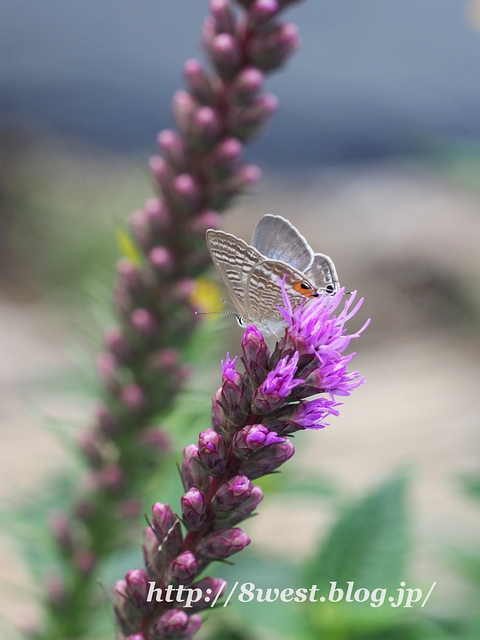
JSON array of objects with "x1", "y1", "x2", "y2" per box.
[{"x1": 303, "y1": 474, "x2": 410, "y2": 638}]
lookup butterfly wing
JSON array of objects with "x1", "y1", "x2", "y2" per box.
[
  {"x1": 305, "y1": 253, "x2": 340, "y2": 293},
  {"x1": 245, "y1": 258, "x2": 317, "y2": 331},
  {"x1": 251, "y1": 214, "x2": 314, "y2": 272},
  {"x1": 206, "y1": 229, "x2": 264, "y2": 321}
]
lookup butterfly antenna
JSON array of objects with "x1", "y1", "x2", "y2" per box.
[{"x1": 194, "y1": 310, "x2": 237, "y2": 316}]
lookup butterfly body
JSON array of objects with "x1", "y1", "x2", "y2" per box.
[{"x1": 206, "y1": 215, "x2": 339, "y2": 334}]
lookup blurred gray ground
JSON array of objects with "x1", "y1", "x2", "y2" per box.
[{"x1": 1, "y1": 159, "x2": 480, "y2": 634}]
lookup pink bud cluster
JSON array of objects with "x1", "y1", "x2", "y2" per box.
[
  {"x1": 115, "y1": 287, "x2": 367, "y2": 639},
  {"x1": 37, "y1": 1, "x2": 303, "y2": 638}
]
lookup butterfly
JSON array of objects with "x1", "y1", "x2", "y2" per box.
[{"x1": 206, "y1": 214, "x2": 340, "y2": 335}]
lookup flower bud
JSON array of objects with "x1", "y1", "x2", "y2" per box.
[
  {"x1": 151, "y1": 503, "x2": 183, "y2": 556},
  {"x1": 46, "y1": 573, "x2": 68, "y2": 609},
  {"x1": 96, "y1": 351, "x2": 119, "y2": 393},
  {"x1": 231, "y1": 94, "x2": 278, "y2": 140},
  {"x1": 231, "y1": 67, "x2": 264, "y2": 104},
  {"x1": 172, "y1": 173, "x2": 203, "y2": 213},
  {"x1": 183, "y1": 58, "x2": 215, "y2": 105},
  {"x1": 50, "y1": 512, "x2": 74, "y2": 554},
  {"x1": 99, "y1": 463, "x2": 124, "y2": 492},
  {"x1": 208, "y1": 33, "x2": 242, "y2": 79},
  {"x1": 114, "y1": 579, "x2": 140, "y2": 635},
  {"x1": 172, "y1": 90, "x2": 198, "y2": 134},
  {"x1": 212, "y1": 475, "x2": 253, "y2": 514},
  {"x1": 232, "y1": 425, "x2": 284, "y2": 458},
  {"x1": 74, "y1": 548, "x2": 97, "y2": 574},
  {"x1": 142, "y1": 526, "x2": 167, "y2": 577},
  {"x1": 224, "y1": 485, "x2": 264, "y2": 526},
  {"x1": 189, "y1": 106, "x2": 221, "y2": 148},
  {"x1": 120, "y1": 383, "x2": 146, "y2": 412},
  {"x1": 74, "y1": 500, "x2": 96, "y2": 521},
  {"x1": 188, "y1": 210, "x2": 222, "y2": 235},
  {"x1": 130, "y1": 308, "x2": 157, "y2": 336},
  {"x1": 212, "y1": 137, "x2": 243, "y2": 170},
  {"x1": 149, "y1": 155, "x2": 174, "y2": 195},
  {"x1": 210, "y1": 163, "x2": 262, "y2": 210},
  {"x1": 158, "y1": 129, "x2": 189, "y2": 172},
  {"x1": 148, "y1": 246, "x2": 174, "y2": 275},
  {"x1": 77, "y1": 429, "x2": 104, "y2": 467},
  {"x1": 178, "y1": 279, "x2": 198, "y2": 304},
  {"x1": 151, "y1": 610, "x2": 202, "y2": 640},
  {"x1": 196, "y1": 527, "x2": 250, "y2": 560},
  {"x1": 242, "y1": 325, "x2": 270, "y2": 385},
  {"x1": 138, "y1": 428, "x2": 171, "y2": 454},
  {"x1": 211, "y1": 388, "x2": 229, "y2": 433},
  {"x1": 249, "y1": 0, "x2": 279, "y2": 27},
  {"x1": 188, "y1": 577, "x2": 227, "y2": 611},
  {"x1": 125, "y1": 568, "x2": 155, "y2": 614},
  {"x1": 130, "y1": 208, "x2": 151, "y2": 250},
  {"x1": 247, "y1": 22, "x2": 300, "y2": 71},
  {"x1": 104, "y1": 326, "x2": 132, "y2": 362},
  {"x1": 238, "y1": 438, "x2": 294, "y2": 479},
  {"x1": 165, "y1": 551, "x2": 198, "y2": 585},
  {"x1": 182, "y1": 444, "x2": 212, "y2": 492},
  {"x1": 198, "y1": 429, "x2": 227, "y2": 476},
  {"x1": 181, "y1": 488, "x2": 207, "y2": 530},
  {"x1": 120, "y1": 497, "x2": 142, "y2": 518},
  {"x1": 210, "y1": 0, "x2": 236, "y2": 34},
  {"x1": 116, "y1": 259, "x2": 143, "y2": 294},
  {"x1": 144, "y1": 197, "x2": 171, "y2": 235},
  {"x1": 95, "y1": 403, "x2": 119, "y2": 437}
]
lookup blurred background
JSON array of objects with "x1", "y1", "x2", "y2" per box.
[{"x1": 1, "y1": 1, "x2": 480, "y2": 638}]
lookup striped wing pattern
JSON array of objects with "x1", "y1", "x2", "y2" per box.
[
  {"x1": 206, "y1": 216, "x2": 340, "y2": 333},
  {"x1": 246, "y1": 259, "x2": 317, "y2": 327}
]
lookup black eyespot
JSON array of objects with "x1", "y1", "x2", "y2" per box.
[
  {"x1": 300, "y1": 281, "x2": 312, "y2": 290},
  {"x1": 325, "y1": 284, "x2": 335, "y2": 294}
]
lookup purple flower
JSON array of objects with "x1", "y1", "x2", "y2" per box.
[
  {"x1": 252, "y1": 351, "x2": 302, "y2": 413},
  {"x1": 278, "y1": 283, "x2": 369, "y2": 398},
  {"x1": 232, "y1": 424, "x2": 284, "y2": 458}
]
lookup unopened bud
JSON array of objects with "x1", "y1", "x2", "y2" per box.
[
  {"x1": 182, "y1": 444, "x2": 212, "y2": 492},
  {"x1": 95, "y1": 403, "x2": 119, "y2": 437},
  {"x1": 151, "y1": 502, "x2": 183, "y2": 556},
  {"x1": 74, "y1": 548, "x2": 97, "y2": 574},
  {"x1": 198, "y1": 429, "x2": 227, "y2": 476},
  {"x1": 158, "y1": 129, "x2": 189, "y2": 172},
  {"x1": 212, "y1": 475, "x2": 253, "y2": 514},
  {"x1": 130, "y1": 308, "x2": 157, "y2": 336},
  {"x1": 172, "y1": 174, "x2": 203, "y2": 212},
  {"x1": 144, "y1": 197, "x2": 171, "y2": 235},
  {"x1": 172, "y1": 90, "x2": 198, "y2": 134},
  {"x1": 249, "y1": 0, "x2": 279, "y2": 26},
  {"x1": 165, "y1": 551, "x2": 198, "y2": 585},
  {"x1": 209, "y1": 33, "x2": 242, "y2": 79},
  {"x1": 247, "y1": 22, "x2": 300, "y2": 71},
  {"x1": 151, "y1": 610, "x2": 202, "y2": 640},
  {"x1": 125, "y1": 568, "x2": 155, "y2": 614},
  {"x1": 120, "y1": 383, "x2": 146, "y2": 411},
  {"x1": 196, "y1": 527, "x2": 250, "y2": 560},
  {"x1": 183, "y1": 58, "x2": 216, "y2": 105},
  {"x1": 104, "y1": 326, "x2": 132, "y2": 362},
  {"x1": 210, "y1": 0, "x2": 236, "y2": 34},
  {"x1": 239, "y1": 438, "x2": 295, "y2": 479},
  {"x1": 189, "y1": 210, "x2": 222, "y2": 235},
  {"x1": 212, "y1": 137, "x2": 243, "y2": 168},
  {"x1": 181, "y1": 488, "x2": 207, "y2": 530}
]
